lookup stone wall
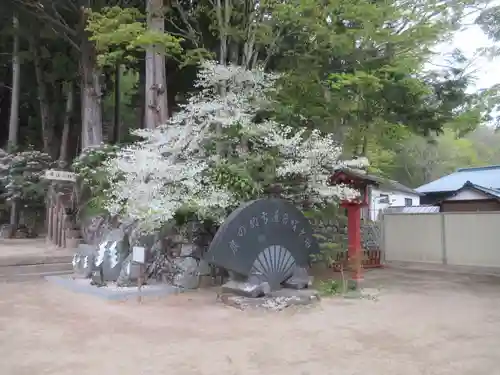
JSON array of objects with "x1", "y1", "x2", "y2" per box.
[
  {"x1": 78, "y1": 211, "x2": 382, "y2": 288},
  {"x1": 308, "y1": 217, "x2": 381, "y2": 251}
]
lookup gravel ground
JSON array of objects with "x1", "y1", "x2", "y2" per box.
[{"x1": 1, "y1": 268, "x2": 500, "y2": 375}]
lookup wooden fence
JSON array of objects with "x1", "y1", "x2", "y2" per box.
[
  {"x1": 46, "y1": 190, "x2": 74, "y2": 248},
  {"x1": 334, "y1": 249, "x2": 383, "y2": 270}
]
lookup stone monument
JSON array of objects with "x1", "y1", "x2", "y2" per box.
[
  {"x1": 205, "y1": 198, "x2": 320, "y2": 298},
  {"x1": 90, "y1": 228, "x2": 130, "y2": 285},
  {"x1": 72, "y1": 244, "x2": 96, "y2": 279}
]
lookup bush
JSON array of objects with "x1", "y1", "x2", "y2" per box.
[
  {"x1": 0, "y1": 148, "x2": 53, "y2": 209},
  {"x1": 72, "y1": 143, "x2": 120, "y2": 218}
]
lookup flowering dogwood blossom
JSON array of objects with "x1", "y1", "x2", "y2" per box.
[{"x1": 103, "y1": 61, "x2": 367, "y2": 233}]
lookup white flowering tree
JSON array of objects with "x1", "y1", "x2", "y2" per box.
[
  {"x1": 0, "y1": 149, "x2": 53, "y2": 208},
  {"x1": 103, "y1": 61, "x2": 367, "y2": 233}
]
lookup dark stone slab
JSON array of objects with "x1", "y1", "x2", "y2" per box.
[
  {"x1": 45, "y1": 275, "x2": 181, "y2": 301},
  {"x1": 205, "y1": 199, "x2": 319, "y2": 289},
  {"x1": 94, "y1": 229, "x2": 130, "y2": 282}
]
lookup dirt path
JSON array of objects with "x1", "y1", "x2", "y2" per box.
[{"x1": 1, "y1": 269, "x2": 500, "y2": 375}]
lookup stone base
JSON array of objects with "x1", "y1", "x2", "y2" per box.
[
  {"x1": 219, "y1": 288, "x2": 320, "y2": 311},
  {"x1": 221, "y1": 266, "x2": 314, "y2": 297},
  {"x1": 45, "y1": 275, "x2": 181, "y2": 301},
  {"x1": 221, "y1": 278, "x2": 271, "y2": 298},
  {"x1": 282, "y1": 267, "x2": 313, "y2": 289}
]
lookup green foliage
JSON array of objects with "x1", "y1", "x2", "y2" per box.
[
  {"x1": 270, "y1": 0, "x2": 488, "y2": 160},
  {"x1": 305, "y1": 206, "x2": 348, "y2": 267},
  {"x1": 72, "y1": 144, "x2": 120, "y2": 218},
  {"x1": 385, "y1": 127, "x2": 493, "y2": 187},
  {"x1": 0, "y1": 148, "x2": 53, "y2": 208},
  {"x1": 86, "y1": 7, "x2": 184, "y2": 67},
  {"x1": 318, "y1": 279, "x2": 345, "y2": 296},
  {"x1": 102, "y1": 68, "x2": 141, "y2": 137},
  {"x1": 317, "y1": 277, "x2": 359, "y2": 296},
  {"x1": 209, "y1": 161, "x2": 263, "y2": 202},
  {"x1": 1, "y1": 0, "x2": 498, "y2": 217}
]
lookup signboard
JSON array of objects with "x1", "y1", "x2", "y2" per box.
[
  {"x1": 44, "y1": 169, "x2": 77, "y2": 182},
  {"x1": 132, "y1": 246, "x2": 146, "y2": 264}
]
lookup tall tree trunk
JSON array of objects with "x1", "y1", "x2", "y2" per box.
[
  {"x1": 70, "y1": 86, "x2": 83, "y2": 159},
  {"x1": 59, "y1": 81, "x2": 74, "y2": 164},
  {"x1": 8, "y1": 14, "x2": 20, "y2": 238},
  {"x1": 138, "y1": 65, "x2": 146, "y2": 129},
  {"x1": 214, "y1": 0, "x2": 232, "y2": 155},
  {"x1": 144, "y1": 0, "x2": 168, "y2": 129},
  {"x1": 8, "y1": 15, "x2": 20, "y2": 150},
  {"x1": 112, "y1": 63, "x2": 121, "y2": 143},
  {"x1": 30, "y1": 37, "x2": 55, "y2": 158},
  {"x1": 80, "y1": 8, "x2": 103, "y2": 149},
  {"x1": 215, "y1": 0, "x2": 230, "y2": 65}
]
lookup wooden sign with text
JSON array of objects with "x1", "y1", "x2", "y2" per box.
[{"x1": 44, "y1": 169, "x2": 77, "y2": 182}]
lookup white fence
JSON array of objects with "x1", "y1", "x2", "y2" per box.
[{"x1": 383, "y1": 211, "x2": 500, "y2": 269}]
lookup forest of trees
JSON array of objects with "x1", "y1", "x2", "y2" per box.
[{"x1": 2, "y1": 0, "x2": 500, "y2": 234}]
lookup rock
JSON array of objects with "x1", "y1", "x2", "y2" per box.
[
  {"x1": 221, "y1": 275, "x2": 271, "y2": 298},
  {"x1": 0, "y1": 224, "x2": 11, "y2": 238},
  {"x1": 197, "y1": 259, "x2": 212, "y2": 276},
  {"x1": 72, "y1": 244, "x2": 97, "y2": 279},
  {"x1": 179, "y1": 243, "x2": 196, "y2": 257},
  {"x1": 219, "y1": 289, "x2": 320, "y2": 311},
  {"x1": 172, "y1": 257, "x2": 200, "y2": 289},
  {"x1": 90, "y1": 268, "x2": 106, "y2": 287},
  {"x1": 94, "y1": 229, "x2": 130, "y2": 282},
  {"x1": 282, "y1": 266, "x2": 313, "y2": 290},
  {"x1": 116, "y1": 253, "x2": 141, "y2": 287},
  {"x1": 199, "y1": 275, "x2": 214, "y2": 288}
]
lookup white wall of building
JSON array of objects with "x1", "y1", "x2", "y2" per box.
[
  {"x1": 446, "y1": 189, "x2": 489, "y2": 201},
  {"x1": 370, "y1": 187, "x2": 420, "y2": 221}
]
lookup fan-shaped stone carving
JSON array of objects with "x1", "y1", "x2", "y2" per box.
[
  {"x1": 205, "y1": 198, "x2": 318, "y2": 294},
  {"x1": 250, "y1": 245, "x2": 296, "y2": 289}
]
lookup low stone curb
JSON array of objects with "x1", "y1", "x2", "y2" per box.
[
  {"x1": 45, "y1": 275, "x2": 182, "y2": 301},
  {"x1": 0, "y1": 254, "x2": 74, "y2": 267}
]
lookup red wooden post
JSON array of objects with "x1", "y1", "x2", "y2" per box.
[
  {"x1": 342, "y1": 201, "x2": 363, "y2": 288},
  {"x1": 330, "y1": 169, "x2": 378, "y2": 287}
]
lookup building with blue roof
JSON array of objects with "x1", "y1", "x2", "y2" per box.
[{"x1": 416, "y1": 165, "x2": 500, "y2": 212}]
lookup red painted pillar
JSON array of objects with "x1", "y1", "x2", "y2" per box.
[{"x1": 342, "y1": 202, "x2": 363, "y2": 288}]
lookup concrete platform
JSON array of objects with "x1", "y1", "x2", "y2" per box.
[{"x1": 45, "y1": 275, "x2": 181, "y2": 301}]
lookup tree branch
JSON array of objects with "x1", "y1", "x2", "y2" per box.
[{"x1": 171, "y1": 0, "x2": 201, "y2": 47}]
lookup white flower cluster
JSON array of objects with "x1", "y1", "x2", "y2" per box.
[
  {"x1": 103, "y1": 61, "x2": 367, "y2": 232},
  {"x1": 0, "y1": 149, "x2": 52, "y2": 202}
]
